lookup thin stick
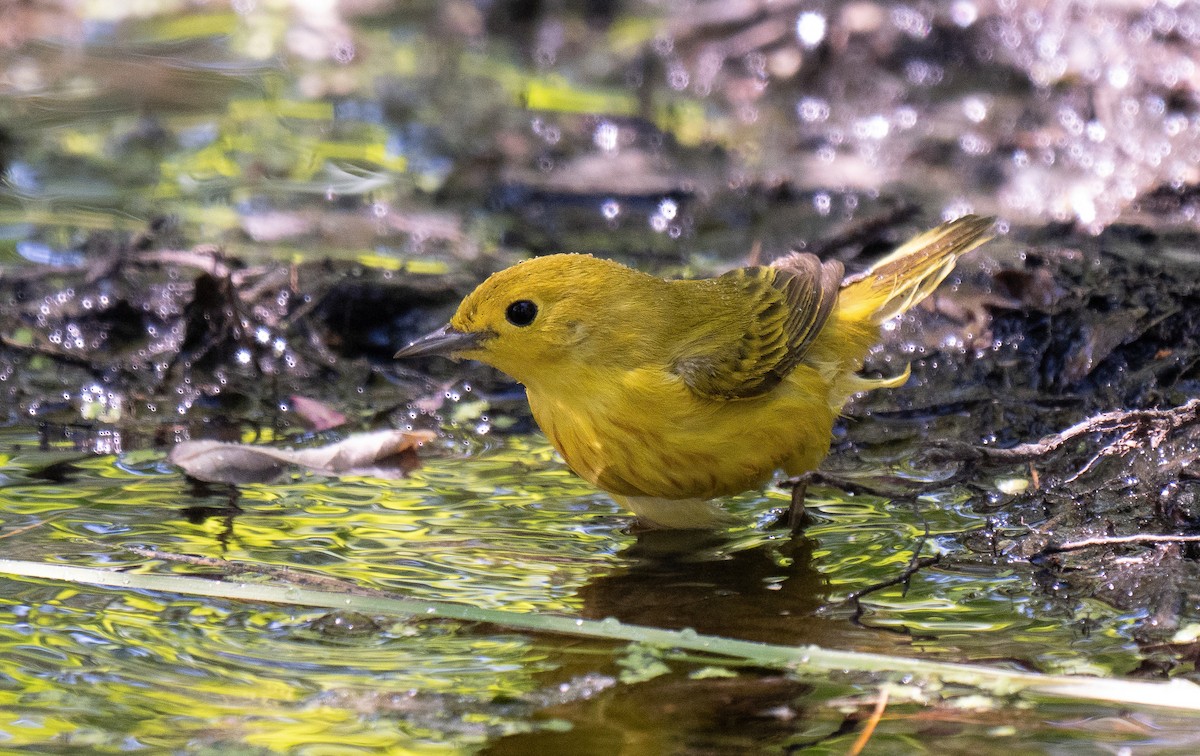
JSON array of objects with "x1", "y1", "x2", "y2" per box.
[
  {"x1": 927, "y1": 399, "x2": 1200, "y2": 463},
  {"x1": 1038, "y1": 533, "x2": 1200, "y2": 555},
  {"x1": 848, "y1": 687, "x2": 890, "y2": 756},
  {"x1": 0, "y1": 518, "x2": 56, "y2": 540},
  {"x1": 843, "y1": 555, "x2": 940, "y2": 604}
]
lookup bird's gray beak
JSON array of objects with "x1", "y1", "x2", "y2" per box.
[{"x1": 394, "y1": 324, "x2": 485, "y2": 359}]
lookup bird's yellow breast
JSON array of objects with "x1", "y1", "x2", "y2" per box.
[{"x1": 525, "y1": 362, "x2": 838, "y2": 501}]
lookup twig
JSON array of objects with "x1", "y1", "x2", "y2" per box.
[
  {"x1": 844, "y1": 555, "x2": 941, "y2": 604},
  {"x1": 848, "y1": 687, "x2": 890, "y2": 756},
  {"x1": 843, "y1": 525, "x2": 938, "y2": 606},
  {"x1": 0, "y1": 518, "x2": 57, "y2": 540},
  {"x1": 1036, "y1": 534, "x2": 1200, "y2": 556},
  {"x1": 927, "y1": 399, "x2": 1200, "y2": 464},
  {"x1": 131, "y1": 246, "x2": 233, "y2": 278}
]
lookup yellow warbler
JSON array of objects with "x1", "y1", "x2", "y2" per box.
[{"x1": 397, "y1": 215, "x2": 993, "y2": 528}]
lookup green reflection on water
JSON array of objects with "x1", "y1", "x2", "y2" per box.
[
  {"x1": 0, "y1": 425, "x2": 1175, "y2": 750},
  {"x1": 0, "y1": 586, "x2": 544, "y2": 751}
]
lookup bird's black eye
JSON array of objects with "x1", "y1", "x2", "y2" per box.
[{"x1": 505, "y1": 300, "x2": 538, "y2": 327}]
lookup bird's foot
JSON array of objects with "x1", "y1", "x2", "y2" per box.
[
  {"x1": 768, "y1": 473, "x2": 813, "y2": 534},
  {"x1": 787, "y1": 473, "x2": 813, "y2": 534}
]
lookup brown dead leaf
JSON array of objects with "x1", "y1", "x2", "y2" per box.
[{"x1": 168, "y1": 429, "x2": 436, "y2": 484}]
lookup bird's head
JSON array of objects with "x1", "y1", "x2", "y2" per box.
[{"x1": 395, "y1": 254, "x2": 653, "y2": 385}]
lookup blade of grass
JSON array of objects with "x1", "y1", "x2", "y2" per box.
[{"x1": 2, "y1": 557, "x2": 1199, "y2": 713}]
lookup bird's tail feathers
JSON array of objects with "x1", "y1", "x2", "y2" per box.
[
  {"x1": 829, "y1": 363, "x2": 911, "y2": 409},
  {"x1": 837, "y1": 215, "x2": 994, "y2": 325}
]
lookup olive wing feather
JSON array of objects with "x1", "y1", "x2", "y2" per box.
[{"x1": 672, "y1": 254, "x2": 844, "y2": 399}]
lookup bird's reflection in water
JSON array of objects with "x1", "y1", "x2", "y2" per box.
[
  {"x1": 487, "y1": 530, "x2": 871, "y2": 756},
  {"x1": 577, "y1": 528, "x2": 844, "y2": 647}
]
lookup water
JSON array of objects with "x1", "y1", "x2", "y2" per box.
[
  {"x1": 0, "y1": 427, "x2": 1180, "y2": 751},
  {"x1": 4, "y1": 0, "x2": 1200, "y2": 751}
]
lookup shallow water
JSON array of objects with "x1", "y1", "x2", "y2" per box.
[
  {"x1": 4, "y1": 0, "x2": 1200, "y2": 752},
  {"x1": 0, "y1": 426, "x2": 1185, "y2": 752}
]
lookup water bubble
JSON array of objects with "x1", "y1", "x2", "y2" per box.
[
  {"x1": 796, "y1": 12, "x2": 826, "y2": 48},
  {"x1": 905, "y1": 60, "x2": 944, "y2": 86},
  {"x1": 333, "y1": 41, "x2": 355, "y2": 65},
  {"x1": 813, "y1": 192, "x2": 832, "y2": 215},
  {"x1": 601, "y1": 199, "x2": 620, "y2": 220},
  {"x1": 959, "y1": 132, "x2": 991, "y2": 155},
  {"x1": 667, "y1": 62, "x2": 689, "y2": 90},
  {"x1": 854, "y1": 114, "x2": 889, "y2": 140},
  {"x1": 797, "y1": 97, "x2": 830, "y2": 123},
  {"x1": 951, "y1": 0, "x2": 978, "y2": 27},
  {"x1": 593, "y1": 121, "x2": 618, "y2": 152},
  {"x1": 1165, "y1": 114, "x2": 1189, "y2": 137},
  {"x1": 963, "y1": 96, "x2": 988, "y2": 123},
  {"x1": 1069, "y1": 184, "x2": 1097, "y2": 225},
  {"x1": 892, "y1": 6, "x2": 930, "y2": 38}
]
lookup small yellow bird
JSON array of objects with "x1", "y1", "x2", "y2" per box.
[{"x1": 397, "y1": 216, "x2": 993, "y2": 528}]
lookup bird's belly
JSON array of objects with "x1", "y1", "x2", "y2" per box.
[{"x1": 528, "y1": 372, "x2": 835, "y2": 500}]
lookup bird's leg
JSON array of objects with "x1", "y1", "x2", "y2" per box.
[{"x1": 786, "y1": 473, "x2": 813, "y2": 534}]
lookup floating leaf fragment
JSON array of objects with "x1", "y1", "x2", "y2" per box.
[
  {"x1": 290, "y1": 395, "x2": 348, "y2": 431},
  {"x1": 168, "y1": 429, "x2": 436, "y2": 484}
]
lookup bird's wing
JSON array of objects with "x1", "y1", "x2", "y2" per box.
[{"x1": 672, "y1": 254, "x2": 844, "y2": 400}]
